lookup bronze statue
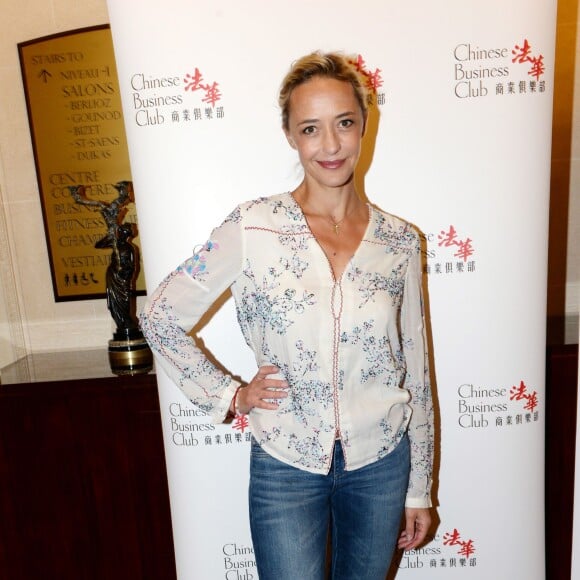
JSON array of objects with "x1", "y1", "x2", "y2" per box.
[
  {"x1": 95, "y1": 222, "x2": 140, "y2": 337},
  {"x1": 69, "y1": 181, "x2": 151, "y2": 374},
  {"x1": 69, "y1": 181, "x2": 140, "y2": 339}
]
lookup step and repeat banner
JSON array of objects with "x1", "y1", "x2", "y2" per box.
[{"x1": 107, "y1": 1, "x2": 556, "y2": 578}]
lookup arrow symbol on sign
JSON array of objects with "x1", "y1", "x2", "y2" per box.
[{"x1": 38, "y1": 69, "x2": 52, "y2": 83}]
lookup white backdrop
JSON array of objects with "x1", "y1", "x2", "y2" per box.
[{"x1": 107, "y1": 1, "x2": 557, "y2": 578}]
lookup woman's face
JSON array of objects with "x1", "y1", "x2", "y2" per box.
[{"x1": 284, "y1": 76, "x2": 366, "y2": 191}]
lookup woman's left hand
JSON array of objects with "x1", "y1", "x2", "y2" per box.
[{"x1": 397, "y1": 507, "x2": 431, "y2": 551}]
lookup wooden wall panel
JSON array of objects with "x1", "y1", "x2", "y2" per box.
[{"x1": 0, "y1": 364, "x2": 176, "y2": 580}]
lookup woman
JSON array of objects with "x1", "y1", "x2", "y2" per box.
[{"x1": 140, "y1": 51, "x2": 434, "y2": 579}]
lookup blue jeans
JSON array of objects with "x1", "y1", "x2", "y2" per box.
[{"x1": 249, "y1": 435, "x2": 410, "y2": 580}]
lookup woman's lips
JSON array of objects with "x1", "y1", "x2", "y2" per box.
[{"x1": 317, "y1": 159, "x2": 345, "y2": 169}]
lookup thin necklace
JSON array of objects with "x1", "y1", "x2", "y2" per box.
[
  {"x1": 328, "y1": 206, "x2": 354, "y2": 235},
  {"x1": 292, "y1": 191, "x2": 358, "y2": 235}
]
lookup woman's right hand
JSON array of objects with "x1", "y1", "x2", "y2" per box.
[{"x1": 235, "y1": 365, "x2": 289, "y2": 414}]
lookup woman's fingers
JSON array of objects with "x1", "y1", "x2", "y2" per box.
[{"x1": 237, "y1": 366, "x2": 289, "y2": 413}]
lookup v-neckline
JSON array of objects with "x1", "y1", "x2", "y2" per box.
[{"x1": 288, "y1": 192, "x2": 372, "y2": 282}]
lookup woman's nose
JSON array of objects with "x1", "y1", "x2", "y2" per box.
[{"x1": 322, "y1": 128, "x2": 340, "y2": 155}]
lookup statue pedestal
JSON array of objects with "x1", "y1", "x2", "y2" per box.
[{"x1": 108, "y1": 328, "x2": 153, "y2": 376}]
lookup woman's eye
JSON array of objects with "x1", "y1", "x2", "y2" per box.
[
  {"x1": 339, "y1": 119, "x2": 354, "y2": 128},
  {"x1": 302, "y1": 126, "x2": 316, "y2": 135}
]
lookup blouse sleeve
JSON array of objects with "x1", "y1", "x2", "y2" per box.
[
  {"x1": 139, "y1": 209, "x2": 244, "y2": 423},
  {"x1": 401, "y1": 233, "x2": 434, "y2": 508}
]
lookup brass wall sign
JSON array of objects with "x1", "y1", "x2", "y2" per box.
[{"x1": 19, "y1": 25, "x2": 145, "y2": 301}]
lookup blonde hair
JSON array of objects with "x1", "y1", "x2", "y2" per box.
[{"x1": 279, "y1": 51, "x2": 369, "y2": 131}]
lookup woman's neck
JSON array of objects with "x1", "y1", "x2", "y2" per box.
[{"x1": 292, "y1": 180, "x2": 363, "y2": 222}]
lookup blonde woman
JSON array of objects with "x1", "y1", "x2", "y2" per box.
[{"x1": 141, "y1": 51, "x2": 434, "y2": 579}]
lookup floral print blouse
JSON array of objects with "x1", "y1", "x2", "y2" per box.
[{"x1": 140, "y1": 192, "x2": 434, "y2": 508}]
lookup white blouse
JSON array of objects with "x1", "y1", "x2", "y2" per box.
[{"x1": 140, "y1": 192, "x2": 434, "y2": 508}]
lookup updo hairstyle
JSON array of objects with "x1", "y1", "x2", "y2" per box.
[{"x1": 278, "y1": 51, "x2": 369, "y2": 131}]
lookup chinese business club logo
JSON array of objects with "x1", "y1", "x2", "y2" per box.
[
  {"x1": 398, "y1": 529, "x2": 477, "y2": 570},
  {"x1": 129, "y1": 65, "x2": 224, "y2": 128},
  {"x1": 168, "y1": 401, "x2": 252, "y2": 448},
  {"x1": 457, "y1": 379, "x2": 540, "y2": 429},
  {"x1": 222, "y1": 542, "x2": 257, "y2": 578},
  {"x1": 423, "y1": 224, "x2": 476, "y2": 276},
  {"x1": 453, "y1": 39, "x2": 547, "y2": 99}
]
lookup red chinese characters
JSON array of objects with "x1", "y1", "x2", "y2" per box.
[
  {"x1": 437, "y1": 225, "x2": 475, "y2": 262},
  {"x1": 348, "y1": 54, "x2": 383, "y2": 99},
  {"x1": 232, "y1": 413, "x2": 250, "y2": 433},
  {"x1": 512, "y1": 39, "x2": 545, "y2": 80},
  {"x1": 443, "y1": 528, "x2": 476, "y2": 558},
  {"x1": 184, "y1": 67, "x2": 222, "y2": 107},
  {"x1": 509, "y1": 380, "x2": 539, "y2": 412}
]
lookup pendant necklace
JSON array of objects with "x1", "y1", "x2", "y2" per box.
[{"x1": 328, "y1": 207, "x2": 354, "y2": 235}]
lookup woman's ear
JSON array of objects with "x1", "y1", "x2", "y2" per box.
[{"x1": 285, "y1": 129, "x2": 297, "y2": 149}]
